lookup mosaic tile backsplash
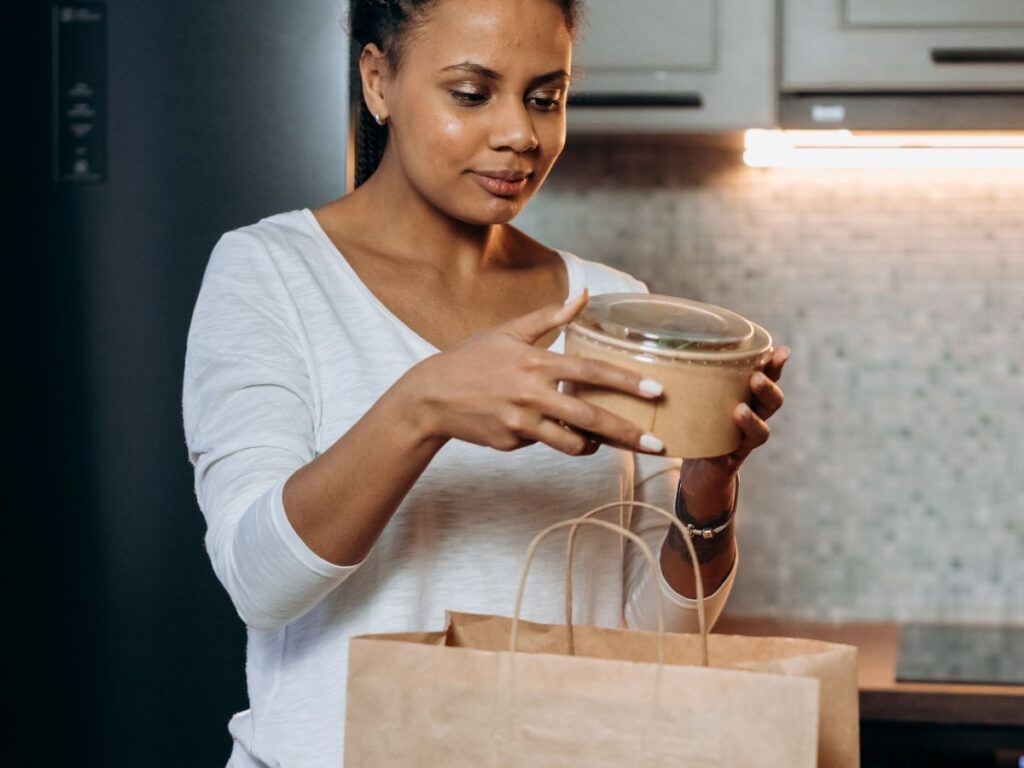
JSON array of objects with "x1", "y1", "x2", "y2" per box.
[{"x1": 515, "y1": 137, "x2": 1024, "y2": 623}]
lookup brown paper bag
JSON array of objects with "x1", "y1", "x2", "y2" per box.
[{"x1": 345, "y1": 510, "x2": 858, "y2": 767}]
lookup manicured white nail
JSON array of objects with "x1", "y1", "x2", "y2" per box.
[
  {"x1": 563, "y1": 289, "x2": 586, "y2": 306},
  {"x1": 639, "y1": 433, "x2": 664, "y2": 453},
  {"x1": 638, "y1": 378, "x2": 663, "y2": 397}
]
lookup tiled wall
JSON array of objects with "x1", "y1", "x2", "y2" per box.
[{"x1": 515, "y1": 136, "x2": 1024, "y2": 623}]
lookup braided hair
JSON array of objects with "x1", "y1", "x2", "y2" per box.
[{"x1": 348, "y1": 0, "x2": 583, "y2": 187}]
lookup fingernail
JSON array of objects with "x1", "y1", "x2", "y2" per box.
[
  {"x1": 638, "y1": 378, "x2": 663, "y2": 397},
  {"x1": 563, "y1": 288, "x2": 587, "y2": 307},
  {"x1": 738, "y1": 403, "x2": 752, "y2": 418},
  {"x1": 753, "y1": 372, "x2": 767, "y2": 386},
  {"x1": 639, "y1": 433, "x2": 664, "y2": 453}
]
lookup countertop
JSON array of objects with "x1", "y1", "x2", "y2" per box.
[{"x1": 713, "y1": 615, "x2": 1024, "y2": 727}]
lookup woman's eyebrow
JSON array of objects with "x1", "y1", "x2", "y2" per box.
[
  {"x1": 440, "y1": 61, "x2": 572, "y2": 86},
  {"x1": 532, "y1": 68, "x2": 572, "y2": 86},
  {"x1": 440, "y1": 61, "x2": 502, "y2": 79}
]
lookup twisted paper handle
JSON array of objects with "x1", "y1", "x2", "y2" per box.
[
  {"x1": 509, "y1": 501, "x2": 708, "y2": 668},
  {"x1": 566, "y1": 501, "x2": 708, "y2": 666}
]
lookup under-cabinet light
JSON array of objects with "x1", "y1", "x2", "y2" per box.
[{"x1": 743, "y1": 130, "x2": 1024, "y2": 169}]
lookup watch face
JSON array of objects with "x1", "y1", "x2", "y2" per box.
[{"x1": 896, "y1": 624, "x2": 1024, "y2": 686}]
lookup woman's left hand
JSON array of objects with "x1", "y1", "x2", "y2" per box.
[{"x1": 678, "y1": 345, "x2": 791, "y2": 500}]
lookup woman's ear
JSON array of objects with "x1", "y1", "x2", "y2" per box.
[{"x1": 359, "y1": 43, "x2": 390, "y2": 122}]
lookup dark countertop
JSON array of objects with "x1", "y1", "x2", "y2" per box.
[{"x1": 713, "y1": 615, "x2": 1024, "y2": 727}]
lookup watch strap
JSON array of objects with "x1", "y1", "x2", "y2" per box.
[{"x1": 674, "y1": 473, "x2": 740, "y2": 540}]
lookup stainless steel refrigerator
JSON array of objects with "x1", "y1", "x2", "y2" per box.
[{"x1": 23, "y1": 2, "x2": 351, "y2": 764}]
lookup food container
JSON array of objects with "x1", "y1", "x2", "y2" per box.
[{"x1": 563, "y1": 293, "x2": 773, "y2": 458}]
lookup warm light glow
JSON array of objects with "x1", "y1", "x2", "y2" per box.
[{"x1": 743, "y1": 130, "x2": 1024, "y2": 169}]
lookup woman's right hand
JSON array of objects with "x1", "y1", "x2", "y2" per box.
[{"x1": 394, "y1": 290, "x2": 666, "y2": 457}]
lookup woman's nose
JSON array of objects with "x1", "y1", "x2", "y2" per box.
[{"x1": 488, "y1": 98, "x2": 539, "y2": 153}]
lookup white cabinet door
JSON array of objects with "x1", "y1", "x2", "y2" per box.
[
  {"x1": 567, "y1": 0, "x2": 775, "y2": 132},
  {"x1": 784, "y1": 0, "x2": 1024, "y2": 91},
  {"x1": 574, "y1": 0, "x2": 716, "y2": 72},
  {"x1": 847, "y1": 0, "x2": 1024, "y2": 28}
]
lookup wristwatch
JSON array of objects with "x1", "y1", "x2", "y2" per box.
[{"x1": 674, "y1": 473, "x2": 740, "y2": 539}]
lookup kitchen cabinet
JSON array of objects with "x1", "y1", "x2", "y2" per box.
[
  {"x1": 567, "y1": 0, "x2": 775, "y2": 132},
  {"x1": 847, "y1": 0, "x2": 1024, "y2": 27},
  {"x1": 783, "y1": 0, "x2": 1024, "y2": 92}
]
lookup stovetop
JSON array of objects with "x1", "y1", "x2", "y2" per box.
[{"x1": 896, "y1": 623, "x2": 1024, "y2": 686}]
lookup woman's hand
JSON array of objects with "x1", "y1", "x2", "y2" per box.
[
  {"x1": 677, "y1": 346, "x2": 791, "y2": 511},
  {"x1": 395, "y1": 290, "x2": 666, "y2": 457}
]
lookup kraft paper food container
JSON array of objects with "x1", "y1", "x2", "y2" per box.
[{"x1": 563, "y1": 293, "x2": 773, "y2": 458}]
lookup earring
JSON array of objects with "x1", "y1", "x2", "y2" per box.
[{"x1": 373, "y1": 112, "x2": 387, "y2": 126}]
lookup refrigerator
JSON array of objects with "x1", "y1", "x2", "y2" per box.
[{"x1": 21, "y1": 2, "x2": 352, "y2": 764}]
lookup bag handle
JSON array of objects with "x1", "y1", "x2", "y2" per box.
[
  {"x1": 510, "y1": 517, "x2": 669, "y2": 663},
  {"x1": 566, "y1": 501, "x2": 709, "y2": 666},
  {"x1": 510, "y1": 504, "x2": 709, "y2": 667}
]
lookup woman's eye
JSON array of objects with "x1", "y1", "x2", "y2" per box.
[
  {"x1": 529, "y1": 93, "x2": 563, "y2": 111},
  {"x1": 448, "y1": 88, "x2": 563, "y2": 110},
  {"x1": 450, "y1": 90, "x2": 488, "y2": 105}
]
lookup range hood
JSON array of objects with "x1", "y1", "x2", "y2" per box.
[
  {"x1": 781, "y1": 0, "x2": 1024, "y2": 132},
  {"x1": 779, "y1": 91, "x2": 1024, "y2": 131}
]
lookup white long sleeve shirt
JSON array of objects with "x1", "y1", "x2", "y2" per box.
[{"x1": 182, "y1": 208, "x2": 737, "y2": 768}]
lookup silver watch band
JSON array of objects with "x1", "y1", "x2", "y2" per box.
[
  {"x1": 684, "y1": 517, "x2": 734, "y2": 540},
  {"x1": 678, "y1": 473, "x2": 740, "y2": 540}
]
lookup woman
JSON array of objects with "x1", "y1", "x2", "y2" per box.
[{"x1": 183, "y1": 0, "x2": 789, "y2": 765}]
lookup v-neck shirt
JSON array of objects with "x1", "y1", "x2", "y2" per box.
[
  {"x1": 300, "y1": 206, "x2": 581, "y2": 356},
  {"x1": 182, "y1": 208, "x2": 737, "y2": 768}
]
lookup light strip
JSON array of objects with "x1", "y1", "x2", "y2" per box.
[{"x1": 743, "y1": 130, "x2": 1024, "y2": 169}]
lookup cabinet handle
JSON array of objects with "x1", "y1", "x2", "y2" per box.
[
  {"x1": 567, "y1": 93, "x2": 703, "y2": 108},
  {"x1": 930, "y1": 48, "x2": 1024, "y2": 64}
]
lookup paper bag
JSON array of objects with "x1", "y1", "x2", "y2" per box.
[{"x1": 345, "y1": 509, "x2": 858, "y2": 767}]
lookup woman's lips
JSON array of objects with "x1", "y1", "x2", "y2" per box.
[{"x1": 471, "y1": 172, "x2": 530, "y2": 197}]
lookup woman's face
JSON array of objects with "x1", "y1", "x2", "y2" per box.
[{"x1": 374, "y1": 0, "x2": 572, "y2": 225}]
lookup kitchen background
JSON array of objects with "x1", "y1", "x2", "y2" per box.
[
  {"x1": 21, "y1": 0, "x2": 1022, "y2": 766},
  {"x1": 516, "y1": 137, "x2": 1024, "y2": 623}
]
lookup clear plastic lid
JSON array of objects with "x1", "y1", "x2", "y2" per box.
[{"x1": 571, "y1": 293, "x2": 770, "y2": 356}]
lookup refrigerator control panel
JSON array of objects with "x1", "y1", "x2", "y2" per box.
[{"x1": 54, "y1": 3, "x2": 106, "y2": 184}]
